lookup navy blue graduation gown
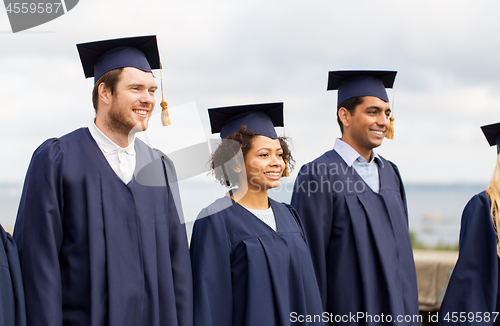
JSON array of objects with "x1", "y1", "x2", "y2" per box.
[
  {"x1": 14, "y1": 128, "x2": 192, "y2": 326},
  {"x1": 291, "y1": 149, "x2": 418, "y2": 325},
  {"x1": 0, "y1": 224, "x2": 26, "y2": 326},
  {"x1": 190, "y1": 197, "x2": 325, "y2": 326},
  {"x1": 436, "y1": 191, "x2": 500, "y2": 325}
]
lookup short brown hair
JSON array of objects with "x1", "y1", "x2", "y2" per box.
[
  {"x1": 337, "y1": 96, "x2": 364, "y2": 134},
  {"x1": 210, "y1": 126, "x2": 294, "y2": 187},
  {"x1": 92, "y1": 67, "x2": 124, "y2": 112}
]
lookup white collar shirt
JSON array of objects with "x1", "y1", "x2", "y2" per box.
[{"x1": 88, "y1": 122, "x2": 136, "y2": 184}]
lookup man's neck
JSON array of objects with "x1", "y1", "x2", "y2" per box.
[
  {"x1": 340, "y1": 137, "x2": 372, "y2": 162},
  {"x1": 94, "y1": 119, "x2": 135, "y2": 148}
]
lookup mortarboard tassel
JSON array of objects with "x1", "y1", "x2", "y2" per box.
[
  {"x1": 385, "y1": 87, "x2": 396, "y2": 139},
  {"x1": 385, "y1": 116, "x2": 395, "y2": 139},
  {"x1": 159, "y1": 60, "x2": 171, "y2": 126},
  {"x1": 281, "y1": 112, "x2": 290, "y2": 178},
  {"x1": 161, "y1": 100, "x2": 171, "y2": 126},
  {"x1": 281, "y1": 115, "x2": 290, "y2": 177},
  {"x1": 282, "y1": 161, "x2": 290, "y2": 177}
]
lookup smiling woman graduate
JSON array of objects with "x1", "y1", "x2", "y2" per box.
[
  {"x1": 436, "y1": 122, "x2": 500, "y2": 326},
  {"x1": 190, "y1": 103, "x2": 325, "y2": 326}
]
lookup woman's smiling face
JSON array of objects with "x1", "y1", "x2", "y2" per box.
[{"x1": 244, "y1": 135, "x2": 285, "y2": 193}]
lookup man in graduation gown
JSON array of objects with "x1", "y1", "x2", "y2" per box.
[
  {"x1": 291, "y1": 71, "x2": 419, "y2": 325},
  {"x1": 13, "y1": 36, "x2": 192, "y2": 326}
]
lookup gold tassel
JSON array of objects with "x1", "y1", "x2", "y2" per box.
[
  {"x1": 385, "y1": 87, "x2": 396, "y2": 139},
  {"x1": 281, "y1": 113, "x2": 289, "y2": 177},
  {"x1": 385, "y1": 116, "x2": 395, "y2": 139},
  {"x1": 282, "y1": 161, "x2": 290, "y2": 177},
  {"x1": 159, "y1": 59, "x2": 171, "y2": 127},
  {"x1": 161, "y1": 100, "x2": 171, "y2": 126}
]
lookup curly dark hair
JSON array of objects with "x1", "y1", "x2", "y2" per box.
[{"x1": 210, "y1": 126, "x2": 294, "y2": 187}]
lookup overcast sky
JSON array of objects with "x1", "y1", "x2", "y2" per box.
[{"x1": 2, "y1": 0, "x2": 500, "y2": 190}]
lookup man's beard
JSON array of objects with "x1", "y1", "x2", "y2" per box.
[{"x1": 106, "y1": 104, "x2": 150, "y2": 139}]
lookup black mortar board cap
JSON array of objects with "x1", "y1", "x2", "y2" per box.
[
  {"x1": 77, "y1": 35, "x2": 160, "y2": 82},
  {"x1": 327, "y1": 70, "x2": 397, "y2": 106},
  {"x1": 481, "y1": 122, "x2": 500, "y2": 153},
  {"x1": 208, "y1": 102, "x2": 284, "y2": 139}
]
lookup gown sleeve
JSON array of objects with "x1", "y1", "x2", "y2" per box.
[
  {"x1": 190, "y1": 209, "x2": 233, "y2": 326},
  {"x1": 437, "y1": 192, "x2": 499, "y2": 325},
  {"x1": 161, "y1": 155, "x2": 194, "y2": 326},
  {"x1": 13, "y1": 139, "x2": 64, "y2": 326},
  {"x1": 290, "y1": 163, "x2": 334, "y2": 308}
]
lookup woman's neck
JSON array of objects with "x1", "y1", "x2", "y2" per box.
[{"x1": 232, "y1": 187, "x2": 269, "y2": 210}]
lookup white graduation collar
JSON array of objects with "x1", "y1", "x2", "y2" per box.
[{"x1": 88, "y1": 122, "x2": 136, "y2": 155}]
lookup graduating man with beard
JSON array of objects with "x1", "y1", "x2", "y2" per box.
[{"x1": 14, "y1": 36, "x2": 192, "y2": 326}]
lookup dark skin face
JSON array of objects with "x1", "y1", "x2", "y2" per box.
[
  {"x1": 232, "y1": 136, "x2": 285, "y2": 210},
  {"x1": 244, "y1": 135, "x2": 285, "y2": 193},
  {"x1": 338, "y1": 96, "x2": 391, "y2": 161}
]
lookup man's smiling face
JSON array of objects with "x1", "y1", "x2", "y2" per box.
[{"x1": 342, "y1": 96, "x2": 391, "y2": 155}]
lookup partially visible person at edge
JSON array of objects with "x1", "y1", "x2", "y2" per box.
[
  {"x1": 291, "y1": 71, "x2": 419, "y2": 325},
  {"x1": 436, "y1": 122, "x2": 500, "y2": 326},
  {"x1": 13, "y1": 35, "x2": 192, "y2": 326},
  {"x1": 190, "y1": 103, "x2": 325, "y2": 325},
  {"x1": 0, "y1": 224, "x2": 26, "y2": 326}
]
